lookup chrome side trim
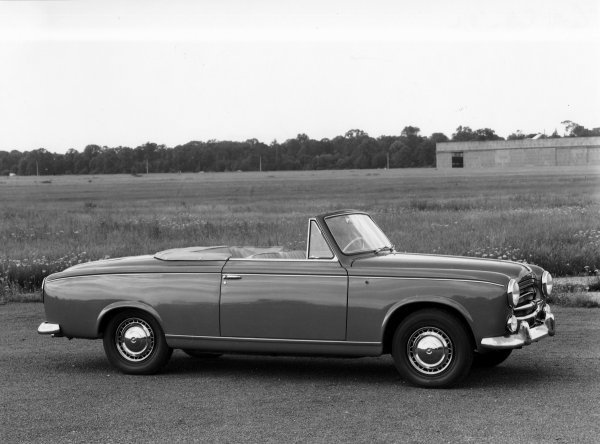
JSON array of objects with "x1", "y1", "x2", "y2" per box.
[
  {"x1": 167, "y1": 335, "x2": 382, "y2": 356},
  {"x1": 220, "y1": 273, "x2": 346, "y2": 278},
  {"x1": 352, "y1": 275, "x2": 505, "y2": 287},
  {"x1": 228, "y1": 257, "x2": 339, "y2": 262},
  {"x1": 45, "y1": 272, "x2": 222, "y2": 282},
  {"x1": 166, "y1": 334, "x2": 380, "y2": 346},
  {"x1": 38, "y1": 322, "x2": 62, "y2": 337}
]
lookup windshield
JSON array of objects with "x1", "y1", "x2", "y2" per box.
[{"x1": 325, "y1": 214, "x2": 393, "y2": 255}]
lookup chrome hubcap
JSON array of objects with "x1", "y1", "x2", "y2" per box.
[
  {"x1": 116, "y1": 318, "x2": 154, "y2": 362},
  {"x1": 407, "y1": 327, "x2": 453, "y2": 375}
]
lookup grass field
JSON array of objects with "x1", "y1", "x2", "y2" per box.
[{"x1": 1, "y1": 166, "x2": 599, "y2": 299}]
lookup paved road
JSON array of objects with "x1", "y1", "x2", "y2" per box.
[{"x1": 1, "y1": 304, "x2": 599, "y2": 443}]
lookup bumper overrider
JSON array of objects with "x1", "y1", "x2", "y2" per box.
[
  {"x1": 481, "y1": 304, "x2": 555, "y2": 349},
  {"x1": 38, "y1": 322, "x2": 62, "y2": 337}
]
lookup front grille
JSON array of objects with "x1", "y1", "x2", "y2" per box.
[{"x1": 514, "y1": 273, "x2": 542, "y2": 326}]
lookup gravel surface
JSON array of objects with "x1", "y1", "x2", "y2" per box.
[{"x1": 1, "y1": 304, "x2": 599, "y2": 443}]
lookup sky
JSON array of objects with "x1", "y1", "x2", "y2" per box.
[{"x1": 0, "y1": 0, "x2": 599, "y2": 154}]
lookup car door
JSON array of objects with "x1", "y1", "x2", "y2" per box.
[{"x1": 219, "y1": 221, "x2": 348, "y2": 341}]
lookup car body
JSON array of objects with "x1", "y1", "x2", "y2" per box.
[{"x1": 38, "y1": 210, "x2": 555, "y2": 387}]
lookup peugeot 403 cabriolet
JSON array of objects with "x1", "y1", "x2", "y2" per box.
[{"x1": 38, "y1": 210, "x2": 555, "y2": 387}]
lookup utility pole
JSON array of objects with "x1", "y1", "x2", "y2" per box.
[
  {"x1": 259, "y1": 155, "x2": 262, "y2": 172},
  {"x1": 36, "y1": 161, "x2": 39, "y2": 176},
  {"x1": 146, "y1": 159, "x2": 149, "y2": 175},
  {"x1": 386, "y1": 152, "x2": 390, "y2": 170}
]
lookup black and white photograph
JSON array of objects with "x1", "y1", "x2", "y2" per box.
[{"x1": 1, "y1": 1, "x2": 599, "y2": 442}]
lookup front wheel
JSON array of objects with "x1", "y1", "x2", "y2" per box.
[
  {"x1": 103, "y1": 310, "x2": 172, "y2": 374},
  {"x1": 392, "y1": 309, "x2": 473, "y2": 388}
]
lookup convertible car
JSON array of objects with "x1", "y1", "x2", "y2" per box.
[{"x1": 38, "y1": 210, "x2": 555, "y2": 387}]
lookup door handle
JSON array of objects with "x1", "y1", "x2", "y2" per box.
[{"x1": 223, "y1": 274, "x2": 242, "y2": 280}]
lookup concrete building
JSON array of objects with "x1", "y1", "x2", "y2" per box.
[{"x1": 436, "y1": 136, "x2": 600, "y2": 169}]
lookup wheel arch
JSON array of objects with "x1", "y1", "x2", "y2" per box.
[
  {"x1": 381, "y1": 300, "x2": 476, "y2": 354},
  {"x1": 96, "y1": 301, "x2": 164, "y2": 336}
]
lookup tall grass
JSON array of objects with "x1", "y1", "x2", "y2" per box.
[{"x1": 1, "y1": 167, "x2": 599, "y2": 297}]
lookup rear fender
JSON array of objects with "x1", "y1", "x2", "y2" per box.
[{"x1": 96, "y1": 301, "x2": 164, "y2": 336}]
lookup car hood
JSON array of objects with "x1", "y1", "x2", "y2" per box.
[{"x1": 350, "y1": 252, "x2": 532, "y2": 286}]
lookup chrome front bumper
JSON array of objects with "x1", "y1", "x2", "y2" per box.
[
  {"x1": 38, "y1": 322, "x2": 62, "y2": 337},
  {"x1": 481, "y1": 308, "x2": 555, "y2": 350}
]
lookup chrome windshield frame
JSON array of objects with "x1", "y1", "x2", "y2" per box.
[{"x1": 324, "y1": 213, "x2": 393, "y2": 256}]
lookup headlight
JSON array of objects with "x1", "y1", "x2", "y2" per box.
[
  {"x1": 542, "y1": 271, "x2": 553, "y2": 296},
  {"x1": 507, "y1": 279, "x2": 520, "y2": 307}
]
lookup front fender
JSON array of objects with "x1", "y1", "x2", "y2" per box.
[
  {"x1": 347, "y1": 276, "x2": 509, "y2": 347},
  {"x1": 381, "y1": 295, "x2": 475, "y2": 338}
]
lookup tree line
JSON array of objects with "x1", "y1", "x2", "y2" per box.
[{"x1": 1, "y1": 122, "x2": 598, "y2": 176}]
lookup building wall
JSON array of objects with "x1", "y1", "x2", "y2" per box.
[{"x1": 436, "y1": 137, "x2": 600, "y2": 169}]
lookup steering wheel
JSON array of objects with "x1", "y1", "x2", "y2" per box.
[{"x1": 343, "y1": 236, "x2": 364, "y2": 253}]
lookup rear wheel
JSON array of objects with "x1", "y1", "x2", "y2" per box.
[
  {"x1": 103, "y1": 310, "x2": 172, "y2": 374},
  {"x1": 392, "y1": 309, "x2": 473, "y2": 388},
  {"x1": 473, "y1": 349, "x2": 512, "y2": 367}
]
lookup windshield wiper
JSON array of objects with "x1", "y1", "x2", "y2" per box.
[{"x1": 374, "y1": 245, "x2": 395, "y2": 254}]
